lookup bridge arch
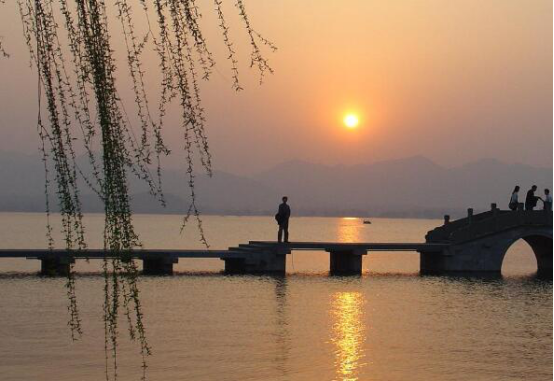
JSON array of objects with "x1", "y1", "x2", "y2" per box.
[
  {"x1": 423, "y1": 210, "x2": 553, "y2": 276},
  {"x1": 500, "y1": 231, "x2": 553, "y2": 276},
  {"x1": 469, "y1": 225, "x2": 553, "y2": 276}
]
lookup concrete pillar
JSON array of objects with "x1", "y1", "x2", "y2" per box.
[
  {"x1": 142, "y1": 255, "x2": 177, "y2": 275},
  {"x1": 491, "y1": 203, "x2": 498, "y2": 229},
  {"x1": 419, "y1": 251, "x2": 447, "y2": 275},
  {"x1": 40, "y1": 255, "x2": 74, "y2": 276},
  {"x1": 523, "y1": 235, "x2": 553, "y2": 277},
  {"x1": 224, "y1": 252, "x2": 286, "y2": 275},
  {"x1": 223, "y1": 258, "x2": 247, "y2": 274},
  {"x1": 420, "y1": 244, "x2": 504, "y2": 275},
  {"x1": 251, "y1": 252, "x2": 286, "y2": 274},
  {"x1": 467, "y1": 208, "x2": 473, "y2": 225},
  {"x1": 328, "y1": 250, "x2": 364, "y2": 275}
]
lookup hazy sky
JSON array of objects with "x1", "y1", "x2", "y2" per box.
[{"x1": 0, "y1": 0, "x2": 552, "y2": 175}]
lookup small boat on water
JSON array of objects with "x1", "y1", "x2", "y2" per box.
[{"x1": 363, "y1": 220, "x2": 371, "y2": 224}]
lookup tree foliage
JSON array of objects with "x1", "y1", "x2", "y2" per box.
[{"x1": 9, "y1": 0, "x2": 275, "y2": 379}]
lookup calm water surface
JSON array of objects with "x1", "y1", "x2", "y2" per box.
[{"x1": 0, "y1": 213, "x2": 551, "y2": 381}]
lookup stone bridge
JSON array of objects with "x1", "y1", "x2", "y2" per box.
[{"x1": 421, "y1": 205, "x2": 553, "y2": 276}]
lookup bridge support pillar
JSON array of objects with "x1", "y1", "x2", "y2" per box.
[
  {"x1": 523, "y1": 235, "x2": 553, "y2": 277},
  {"x1": 419, "y1": 251, "x2": 453, "y2": 275},
  {"x1": 142, "y1": 255, "x2": 177, "y2": 275},
  {"x1": 223, "y1": 258, "x2": 247, "y2": 274},
  {"x1": 40, "y1": 255, "x2": 74, "y2": 276},
  {"x1": 420, "y1": 243, "x2": 507, "y2": 275},
  {"x1": 223, "y1": 251, "x2": 287, "y2": 275},
  {"x1": 328, "y1": 250, "x2": 364, "y2": 275},
  {"x1": 537, "y1": 256, "x2": 552, "y2": 277}
]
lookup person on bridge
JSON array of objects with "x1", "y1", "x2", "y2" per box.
[
  {"x1": 543, "y1": 189, "x2": 552, "y2": 211},
  {"x1": 276, "y1": 196, "x2": 291, "y2": 243},
  {"x1": 525, "y1": 185, "x2": 540, "y2": 211},
  {"x1": 509, "y1": 186, "x2": 520, "y2": 211}
]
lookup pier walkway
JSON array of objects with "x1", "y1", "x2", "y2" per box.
[
  {"x1": 0, "y1": 242, "x2": 446, "y2": 275},
  {"x1": 0, "y1": 205, "x2": 551, "y2": 276}
]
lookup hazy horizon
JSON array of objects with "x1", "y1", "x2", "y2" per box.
[
  {"x1": 0, "y1": 150, "x2": 550, "y2": 218},
  {"x1": 0, "y1": 148, "x2": 552, "y2": 173},
  {"x1": 0, "y1": 0, "x2": 552, "y2": 176}
]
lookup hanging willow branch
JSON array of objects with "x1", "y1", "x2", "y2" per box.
[
  {"x1": 0, "y1": 37, "x2": 8, "y2": 58},
  {"x1": 10, "y1": 0, "x2": 276, "y2": 379},
  {"x1": 236, "y1": 0, "x2": 277, "y2": 83},
  {"x1": 0, "y1": 0, "x2": 6, "y2": 57}
]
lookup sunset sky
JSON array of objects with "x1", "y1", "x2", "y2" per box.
[{"x1": 0, "y1": 0, "x2": 552, "y2": 175}]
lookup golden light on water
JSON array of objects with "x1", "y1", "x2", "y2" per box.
[
  {"x1": 338, "y1": 217, "x2": 361, "y2": 243},
  {"x1": 331, "y1": 292, "x2": 366, "y2": 381}
]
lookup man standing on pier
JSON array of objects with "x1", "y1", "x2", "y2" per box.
[{"x1": 276, "y1": 196, "x2": 291, "y2": 243}]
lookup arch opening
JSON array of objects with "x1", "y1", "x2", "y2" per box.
[{"x1": 502, "y1": 235, "x2": 552, "y2": 277}]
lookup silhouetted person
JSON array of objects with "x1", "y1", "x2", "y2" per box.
[
  {"x1": 525, "y1": 185, "x2": 540, "y2": 211},
  {"x1": 276, "y1": 196, "x2": 291, "y2": 243},
  {"x1": 509, "y1": 186, "x2": 520, "y2": 211},
  {"x1": 543, "y1": 189, "x2": 552, "y2": 211}
]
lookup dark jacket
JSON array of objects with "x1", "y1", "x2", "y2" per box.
[
  {"x1": 277, "y1": 203, "x2": 291, "y2": 225},
  {"x1": 525, "y1": 189, "x2": 539, "y2": 210}
]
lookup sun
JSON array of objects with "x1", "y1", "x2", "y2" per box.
[{"x1": 343, "y1": 113, "x2": 359, "y2": 129}]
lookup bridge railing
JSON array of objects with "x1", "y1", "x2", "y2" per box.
[
  {"x1": 444, "y1": 210, "x2": 552, "y2": 243},
  {"x1": 426, "y1": 209, "x2": 504, "y2": 241}
]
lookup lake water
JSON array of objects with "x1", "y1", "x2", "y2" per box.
[{"x1": 0, "y1": 213, "x2": 551, "y2": 381}]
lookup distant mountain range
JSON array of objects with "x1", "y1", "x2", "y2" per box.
[{"x1": 0, "y1": 151, "x2": 551, "y2": 218}]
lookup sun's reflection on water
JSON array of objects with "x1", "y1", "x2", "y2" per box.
[
  {"x1": 338, "y1": 218, "x2": 361, "y2": 243},
  {"x1": 331, "y1": 291, "x2": 366, "y2": 381}
]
